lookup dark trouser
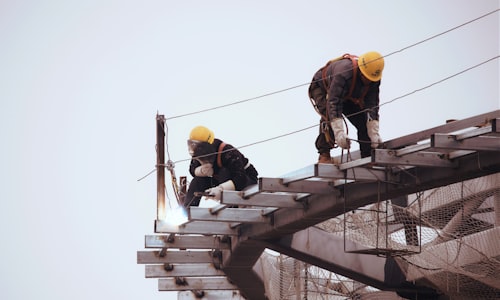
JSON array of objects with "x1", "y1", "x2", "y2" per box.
[
  {"x1": 183, "y1": 166, "x2": 258, "y2": 207},
  {"x1": 310, "y1": 85, "x2": 371, "y2": 158}
]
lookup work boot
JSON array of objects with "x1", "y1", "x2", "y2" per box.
[{"x1": 318, "y1": 153, "x2": 333, "y2": 164}]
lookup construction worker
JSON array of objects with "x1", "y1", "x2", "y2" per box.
[
  {"x1": 183, "y1": 126, "x2": 258, "y2": 207},
  {"x1": 308, "y1": 51, "x2": 385, "y2": 163}
]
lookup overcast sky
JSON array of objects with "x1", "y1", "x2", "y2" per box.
[{"x1": 0, "y1": 1, "x2": 498, "y2": 300}]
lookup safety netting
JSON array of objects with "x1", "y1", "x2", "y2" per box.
[{"x1": 260, "y1": 173, "x2": 500, "y2": 299}]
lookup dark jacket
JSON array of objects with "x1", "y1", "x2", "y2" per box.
[
  {"x1": 313, "y1": 58, "x2": 380, "y2": 121},
  {"x1": 189, "y1": 138, "x2": 258, "y2": 190}
]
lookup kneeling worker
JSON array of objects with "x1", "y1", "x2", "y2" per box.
[{"x1": 183, "y1": 126, "x2": 258, "y2": 207}]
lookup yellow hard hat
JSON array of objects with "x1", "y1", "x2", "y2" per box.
[
  {"x1": 189, "y1": 126, "x2": 214, "y2": 144},
  {"x1": 358, "y1": 51, "x2": 384, "y2": 82}
]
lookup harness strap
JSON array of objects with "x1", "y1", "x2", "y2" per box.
[
  {"x1": 217, "y1": 142, "x2": 226, "y2": 168},
  {"x1": 321, "y1": 54, "x2": 368, "y2": 109}
]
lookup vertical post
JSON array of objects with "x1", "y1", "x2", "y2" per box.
[{"x1": 156, "y1": 114, "x2": 166, "y2": 220}]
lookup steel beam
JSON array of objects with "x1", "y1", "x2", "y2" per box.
[
  {"x1": 145, "y1": 235, "x2": 230, "y2": 249},
  {"x1": 158, "y1": 277, "x2": 238, "y2": 291},
  {"x1": 156, "y1": 114, "x2": 166, "y2": 220},
  {"x1": 260, "y1": 226, "x2": 388, "y2": 289},
  {"x1": 155, "y1": 220, "x2": 239, "y2": 235},
  {"x1": 137, "y1": 251, "x2": 218, "y2": 264},
  {"x1": 373, "y1": 149, "x2": 458, "y2": 167},
  {"x1": 146, "y1": 264, "x2": 225, "y2": 278},
  {"x1": 432, "y1": 133, "x2": 500, "y2": 151},
  {"x1": 178, "y1": 291, "x2": 243, "y2": 299},
  {"x1": 257, "y1": 177, "x2": 339, "y2": 194},
  {"x1": 188, "y1": 207, "x2": 271, "y2": 223},
  {"x1": 281, "y1": 163, "x2": 387, "y2": 183},
  {"x1": 238, "y1": 151, "x2": 500, "y2": 240},
  {"x1": 221, "y1": 191, "x2": 307, "y2": 208},
  {"x1": 385, "y1": 110, "x2": 500, "y2": 149}
]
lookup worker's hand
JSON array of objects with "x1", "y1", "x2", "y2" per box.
[
  {"x1": 205, "y1": 186, "x2": 223, "y2": 200},
  {"x1": 204, "y1": 180, "x2": 235, "y2": 201},
  {"x1": 330, "y1": 118, "x2": 351, "y2": 149},
  {"x1": 367, "y1": 120, "x2": 383, "y2": 148},
  {"x1": 194, "y1": 163, "x2": 213, "y2": 177}
]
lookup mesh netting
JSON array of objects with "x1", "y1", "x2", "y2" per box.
[
  {"x1": 260, "y1": 173, "x2": 499, "y2": 299},
  {"x1": 260, "y1": 251, "x2": 406, "y2": 299}
]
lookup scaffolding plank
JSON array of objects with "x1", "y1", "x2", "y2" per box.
[
  {"x1": 146, "y1": 264, "x2": 225, "y2": 278},
  {"x1": 373, "y1": 149, "x2": 458, "y2": 167},
  {"x1": 189, "y1": 207, "x2": 271, "y2": 223},
  {"x1": 145, "y1": 235, "x2": 230, "y2": 249},
  {"x1": 158, "y1": 277, "x2": 238, "y2": 291},
  {"x1": 137, "y1": 251, "x2": 216, "y2": 264},
  {"x1": 178, "y1": 291, "x2": 243, "y2": 300},
  {"x1": 221, "y1": 191, "x2": 306, "y2": 208},
  {"x1": 155, "y1": 220, "x2": 239, "y2": 235},
  {"x1": 432, "y1": 133, "x2": 500, "y2": 151}
]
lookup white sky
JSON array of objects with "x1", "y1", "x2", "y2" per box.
[{"x1": 0, "y1": 1, "x2": 498, "y2": 300}]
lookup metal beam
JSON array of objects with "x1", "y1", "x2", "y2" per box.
[
  {"x1": 188, "y1": 207, "x2": 271, "y2": 223},
  {"x1": 221, "y1": 191, "x2": 307, "y2": 208},
  {"x1": 146, "y1": 264, "x2": 225, "y2": 278},
  {"x1": 145, "y1": 235, "x2": 230, "y2": 249},
  {"x1": 384, "y1": 110, "x2": 500, "y2": 149},
  {"x1": 261, "y1": 226, "x2": 388, "y2": 289},
  {"x1": 373, "y1": 149, "x2": 458, "y2": 167},
  {"x1": 256, "y1": 177, "x2": 339, "y2": 194},
  {"x1": 178, "y1": 291, "x2": 244, "y2": 299},
  {"x1": 156, "y1": 114, "x2": 166, "y2": 220},
  {"x1": 221, "y1": 240, "x2": 267, "y2": 300},
  {"x1": 238, "y1": 151, "x2": 500, "y2": 240},
  {"x1": 138, "y1": 251, "x2": 218, "y2": 264},
  {"x1": 432, "y1": 133, "x2": 500, "y2": 152},
  {"x1": 155, "y1": 220, "x2": 239, "y2": 235},
  {"x1": 281, "y1": 163, "x2": 388, "y2": 183},
  {"x1": 158, "y1": 277, "x2": 238, "y2": 291}
]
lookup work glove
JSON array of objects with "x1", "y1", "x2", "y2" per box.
[
  {"x1": 367, "y1": 120, "x2": 383, "y2": 148},
  {"x1": 194, "y1": 163, "x2": 213, "y2": 177},
  {"x1": 205, "y1": 180, "x2": 235, "y2": 201},
  {"x1": 330, "y1": 118, "x2": 351, "y2": 149}
]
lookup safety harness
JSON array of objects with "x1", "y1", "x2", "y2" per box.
[
  {"x1": 216, "y1": 142, "x2": 226, "y2": 168},
  {"x1": 320, "y1": 54, "x2": 369, "y2": 110},
  {"x1": 312, "y1": 54, "x2": 369, "y2": 148},
  {"x1": 216, "y1": 142, "x2": 252, "y2": 171}
]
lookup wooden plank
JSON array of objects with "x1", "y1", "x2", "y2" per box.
[
  {"x1": 158, "y1": 277, "x2": 237, "y2": 291},
  {"x1": 137, "y1": 251, "x2": 217, "y2": 264},
  {"x1": 145, "y1": 264, "x2": 225, "y2": 278}
]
